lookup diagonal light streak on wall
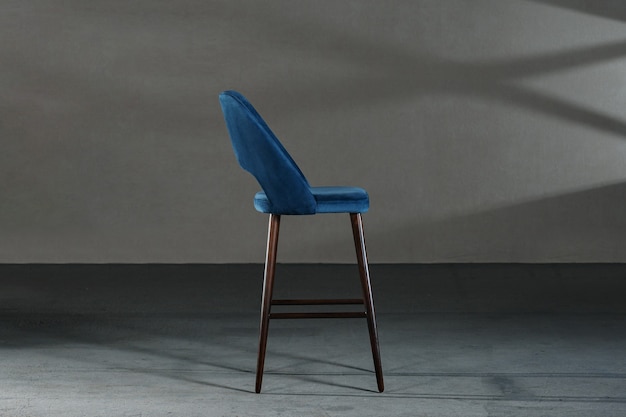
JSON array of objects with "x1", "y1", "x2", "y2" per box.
[{"x1": 216, "y1": 1, "x2": 626, "y2": 138}]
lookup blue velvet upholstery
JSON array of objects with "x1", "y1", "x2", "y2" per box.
[
  {"x1": 255, "y1": 187, "x2": 369, "y2": 214},
  {"x1": 219, "y1": 90, "x2": 369, "y2": 215}
]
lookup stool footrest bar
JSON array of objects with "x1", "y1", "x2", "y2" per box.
[
  {"x1": 269, "y1": 312, "x2": 367, "y2": 319},
  {"x1": 272, "y1": 298, "x2": 364, "y2": 306}
]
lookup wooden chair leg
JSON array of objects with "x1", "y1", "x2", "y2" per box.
[
  {"x1": 350, "y1": 213, "x2": 384, "y2": 392},
  {"x1": 256, "y1": 214, "x2": 280, "y2": 393}
]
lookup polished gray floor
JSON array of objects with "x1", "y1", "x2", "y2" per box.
[{"x1": 1, "y1": 264, "x2": 626, "y2": 416}]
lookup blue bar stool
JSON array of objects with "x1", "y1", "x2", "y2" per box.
[{"x1": 219, "y1": 90, "x2": 383, "y2": 393}]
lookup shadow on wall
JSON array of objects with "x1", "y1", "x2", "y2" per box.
[
  {"x1": 223, "y1": 1, "x2": 626, "y2": 262},
  {"x1": 362, "y1": 181, "x2": 626, "y2": 263},
  {"x1": 528, "y1": 0, "x2": 626, "y2": 22},
  {"x1": 214, "y1": 1, "x2": 626, "y2": 139}
]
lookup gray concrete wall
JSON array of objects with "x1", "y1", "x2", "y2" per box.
[{"x1": 2, "y1": 0, "x2": 625, "y2": 263}]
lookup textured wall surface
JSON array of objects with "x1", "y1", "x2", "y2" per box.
[{"x1": 2, "y1": 0, "x2": 625, "y2": 262}]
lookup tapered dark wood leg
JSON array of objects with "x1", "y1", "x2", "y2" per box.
[
  {"x1": 256, "y1": 214, "x2": 280, "y2": 393},
  {"x1": 350, "y1": 213, "x2": 384, "y2": 392}
]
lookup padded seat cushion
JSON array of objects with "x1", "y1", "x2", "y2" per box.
[{"x1": 255, "y1": 186, "x2": 369, "y2": 214}]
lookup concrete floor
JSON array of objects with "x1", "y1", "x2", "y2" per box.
[{"x1": 1, "y1": 264, "x2": 626, "y2": 416}]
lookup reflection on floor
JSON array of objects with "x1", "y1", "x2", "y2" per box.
[{"x1": 1, "y1": 264, "x2": 626, "y2": 417}]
